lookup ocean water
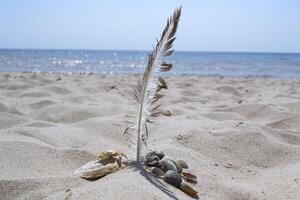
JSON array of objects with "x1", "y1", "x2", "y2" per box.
[{"x1": 0, "y1": 49, "x2": 300, "y2": 79}]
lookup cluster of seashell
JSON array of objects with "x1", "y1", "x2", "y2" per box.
[{"x1": 144, "y1": 151, "x2": 198, "y2": 199}]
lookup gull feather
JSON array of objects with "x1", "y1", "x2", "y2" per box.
[{"x1": 125, "y1": 7, "x2": 181, "y2": 162}]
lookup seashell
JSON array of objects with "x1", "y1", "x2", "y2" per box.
[
  {"x1": 163, "y1": 170, "x2": 182, "y2": 188},
  {"x1": 146, "y1": 155, "x2": 160, "y2": 163},
  {"x1": 74, "y1": 160, "x2": 120, "y2": 179},
  {"x1": 181, "y1": 172, "x2": 197, "y2": 183},
  {"x1": 160, "y1": 156, "x2": 182, "y2": 173},
  {"x1": 180, "y1": 181, "x2": 198, "y2": 199},
  {"x1": 146, "y1": 150, "x2": 165, "y2": 159},
  {"x1": 160, "y1": 155, "x2": 173, "y2": 162},
  {"x1": 151, "y1": 167, "x2": 165, "y2": 176},
  {"x1": 145, "y1": 151, "x2": 165, "y2": 162},
  {"x1": 159, "y1": 156, "x2": 174, "y2": 167},
  {"x1": 75, "y1": 150, "x2": 127, "y2": 179},
  {"x1": 174, "y1": 162, "x2": 182, "y2": 173},
  {"x1": 147, "y1": 160, "x2": 161, "y2": 167},
  {"x1": 155, "y1": 151, "x2": 165, "y2": 159},
  {"x1": 161, "y1": 160, "x2": 178, "y2": 172},
  {"x1": 176, "y1": 160, "x2": 189, "y2": 169},
  {"x1": 97, "y1": 150, "x2": 127, "y2": 160}
]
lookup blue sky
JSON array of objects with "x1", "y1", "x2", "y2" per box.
[{"x1": 0, "y1": 0, "x2": 299, "y2": 52}]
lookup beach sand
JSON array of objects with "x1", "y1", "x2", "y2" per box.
[{"x1": 0, "y1": 72, "x2": 299, "y2": 200}]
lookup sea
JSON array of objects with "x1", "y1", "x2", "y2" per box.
[{"x1": 0, "y1": 49, "x2": 300, "y2": 79}]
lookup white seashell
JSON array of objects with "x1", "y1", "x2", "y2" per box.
[
  {"x1": 75, "y1": 150, "x2": 128, "y2": 179},
  {"x1": 74, "y1": 159, "x2": 120, "y2": 179}
]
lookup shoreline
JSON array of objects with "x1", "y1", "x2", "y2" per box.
[{"x1": 1, "y1": 71, "x2": 300, "y2": 81}]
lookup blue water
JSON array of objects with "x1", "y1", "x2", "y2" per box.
[{"x1": 0, "y1": 49, "x2": 300, "y2": 79}]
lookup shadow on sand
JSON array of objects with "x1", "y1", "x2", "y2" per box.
[{"x1": 128, "y1": 162, "x2": 181, "y2": 200}]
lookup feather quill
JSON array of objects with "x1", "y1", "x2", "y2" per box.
[{"x1": 125, "y1": 7, "x2": 181, "y2": 162}]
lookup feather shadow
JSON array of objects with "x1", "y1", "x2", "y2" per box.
[{"x1": 128, "y1": 162, "x2": 181, "y2": 200}]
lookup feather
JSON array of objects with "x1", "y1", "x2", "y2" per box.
[
  {"x1": 125, "y1": 7, "x2": 181, "y2": 162},
  {"x1": 160, "y1": 62, "x2": 173, "y2": 72}
]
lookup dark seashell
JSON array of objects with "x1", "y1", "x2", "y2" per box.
[
  {"x1": 147, "y1": 155, "x2": 160, "y2": 162},
  {"x1": 163, "y1": 171, "x2": 182, "y2": 188},
  {"x1": 155, "y1": 151, "x2": 165, "y2": 159},
  {"x1": 161, "y1": 160, "x2": 177, "y2": 172},
  {"x1": 145, "y1": 155, "x2": 159, "y2": 167},
  {"x1": 147, "y1": 160, "x2": 160, "y2": 167},
  {"x1": 151, "y1": 167, "x2": 165, "y2": 176},
  {"x1": 145, "y1": 152, "x2": 155, "y2": 161},
  {"x1": 145, "y1": 151, "x2": 164, "y2": 163},
  {"x1": 160, "y1": 156, "x2": 174, "y2": 166},
  {"x1": 176, "y1": 160, "x2": 189, "y2": 169}
]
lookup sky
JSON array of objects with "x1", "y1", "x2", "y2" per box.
[{"x1": 0, "y1": 0, "x2": 299, "y2": 53}]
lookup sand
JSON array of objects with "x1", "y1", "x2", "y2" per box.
[{"x1": 0, "y1": 72, "x2": 299, "y2": 200}]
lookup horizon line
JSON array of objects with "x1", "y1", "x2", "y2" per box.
[{"x1": 0, "y1": 48, "x2": 300, "y2": 55}]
